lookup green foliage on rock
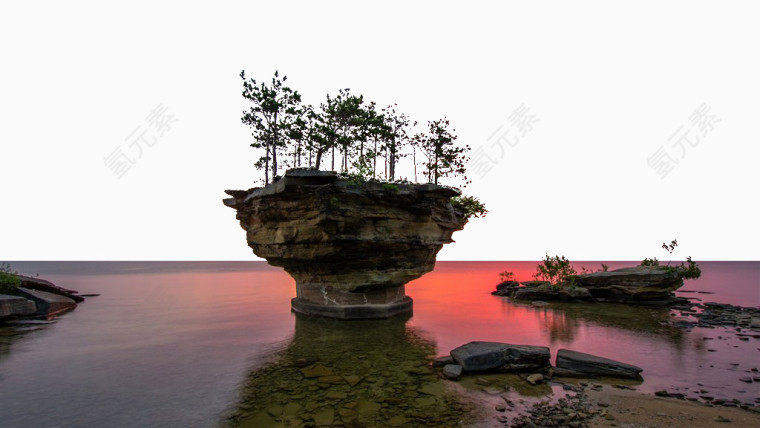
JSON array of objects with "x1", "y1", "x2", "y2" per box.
[
  {"x1": 382, "y1": 183, "x2": 400, "y2": 193},
  {"x1": 498, "y1": 270, "x2": 515, "y2": 282},
  {"x1": 450, "y1": 196, "x2": 487, "y2": 221},
  {"x1": 640, "y1": 239, "x2": 701, "y2": 280},
  {"x1": 0, "y1": 262, "x2": 21, "y2": 294},
  {"x1": 533, "y1": 254, "x2": 577, "y2": 286},
  {"x1": 667, "y1": 256, "x2": 702, "y2": 280},
  {"x1": 345, "y1": 157, "x2": 375, "y2": 187}
]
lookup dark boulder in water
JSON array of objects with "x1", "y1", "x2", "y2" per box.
[
  {"x1": 555, "y1": 349, "x2": 643, "y2": 379},
  {"x1": 450, "y1": 341, "x2": 551, "y2": 372}
]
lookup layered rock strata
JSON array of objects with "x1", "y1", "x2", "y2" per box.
[
  {"x1": 575, "y1": 265, "x2": 684, "y2": 301},
  {"x1": 224, "y1": 169, "x2": 467, "y2": 319}
]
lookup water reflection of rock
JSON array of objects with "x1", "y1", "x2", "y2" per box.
[
  {"x1": 501, "y1": 300, "x2": 686, "y2": 345},
  {"x1": 0, "y1": 325, "x2": 46, "y2": 362},
  {"x1": 228, "y1": 315, "x2": 476, "y2": 427}
]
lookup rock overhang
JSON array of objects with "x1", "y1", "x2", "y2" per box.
[{"x1": 225, "y1": 169, "x2": 467, "y2": 319}]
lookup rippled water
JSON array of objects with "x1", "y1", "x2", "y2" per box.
[{"x1": 0, "y1": 261, "x2": 758, "y2": 427}]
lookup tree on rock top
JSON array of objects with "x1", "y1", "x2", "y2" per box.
[
  {"x1": 239, "y1": 70, "x2": 473, "y2": 190},
  {"x1": 240, "y1": 70, "x2": 302, "y2": 184},
  {"x1": 414, "y1": 118, "x2": 470, "y2": 186}
]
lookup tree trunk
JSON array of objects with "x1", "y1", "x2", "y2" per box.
[
  {"x1": 372, "y1": 139, "x2": 377, "y2": 178},
  {"x1": 413, "y1": 146, "x2": 417, "y2": 183},
  {"x1": 384, "y1": 146, "x2": 388, "y2": 180},
  {"x1": 272, "y1": 112, "x2": 278, "y2": 179},
  {"x1": 434, "y1": 150, "x2": 438, "y2": 185},
  {"x1": 316, "y1": 148, "x2": 323, "y2": 169},
  {"x1": 389, "y1": 140, "x2": 396, "y2": 181},
  {"x1": 264, "y1": 138, "x2": 270, "y2": 184},
  {"x1": 297, "y1": 139, "x2": 302, "y2": 167}
]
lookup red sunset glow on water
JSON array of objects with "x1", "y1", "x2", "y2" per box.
[{"x1": 2, "y1": 260, "x2": 758, "y2": 426}]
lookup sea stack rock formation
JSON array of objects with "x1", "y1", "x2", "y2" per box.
[{"x1": 224, "y1": 169, "x2": 467, "y2": 319}]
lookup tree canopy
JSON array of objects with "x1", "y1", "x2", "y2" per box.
[{"x1": 240, "y1": 70, "x2": 472, "y2": 188}]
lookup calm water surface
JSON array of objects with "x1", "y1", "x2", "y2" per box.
[{"x1": 0, "y1": 261, "x2": 758, "y2": 427}]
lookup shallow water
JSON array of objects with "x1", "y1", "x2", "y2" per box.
[{"x1": 0, "y1": 261, "x2": 758, "y2": 427}]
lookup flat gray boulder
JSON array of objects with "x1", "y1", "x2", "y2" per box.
[
  {"x1": 556, "y1": 349, "x2": 643, "y2": 379},
  {"x1": 575, "y1": 265, "x2": 683, "y2": 301},
  {"x1": 0, "y1": 294, "x2": 36, "y2": 317},
  {"x1": 450, "y1": 341, "x2": 550, "y2": 372},
  {"x1": 442, "y1": 364, "x2": 463, "y2": 380},
  {"x1": 16, "y1": 288, "x2": 76, "y2": 317}
]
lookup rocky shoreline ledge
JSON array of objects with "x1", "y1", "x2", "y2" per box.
[
  {"x1": 485, "y1": 267, "x2": 760, "y2": 427},
  {"x1": 508, "y1": 385, "x2": 760, "y2": 428},
  {"x1": 0, "y1": 273, "x2": 87, "y2": 321},
  {"x1": 430, "y1": 341, "x2": 760, "y2": 427}
]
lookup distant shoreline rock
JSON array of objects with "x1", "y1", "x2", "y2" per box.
[{"x1": 492, "y1": 265, "x2": 687, "y2": 305}]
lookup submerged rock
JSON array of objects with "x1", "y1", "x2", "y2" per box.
[
  {"x1": 526, "y1": 373, "x2": 544, "y2": 385},
  {"x1": 224, "y1": 169, "x2": 467, "y2": 319},
  {"x1": 442, "y1": 364, "x2": 463, "y2": 380},
  {"x1": 450, "y1": 341, "x2": 551, "y2": 372},
  {"x1": 432, "y1": 355, "x2": 455, "y2": 367},
  {"x1": 750, "y1": 318, "x2": 760, "y2": 329},
  {"x1": 555, "y1": 349, "x2": 643, "y2": 379}
]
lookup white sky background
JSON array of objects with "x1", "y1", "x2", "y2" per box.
[{"x1": 1, "y1": 1, "x2": 758, "y2": 261}]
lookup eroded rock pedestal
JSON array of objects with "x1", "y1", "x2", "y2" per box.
[{"x1": 224, "y1": 169, "x2": 466, "y2": 319}]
